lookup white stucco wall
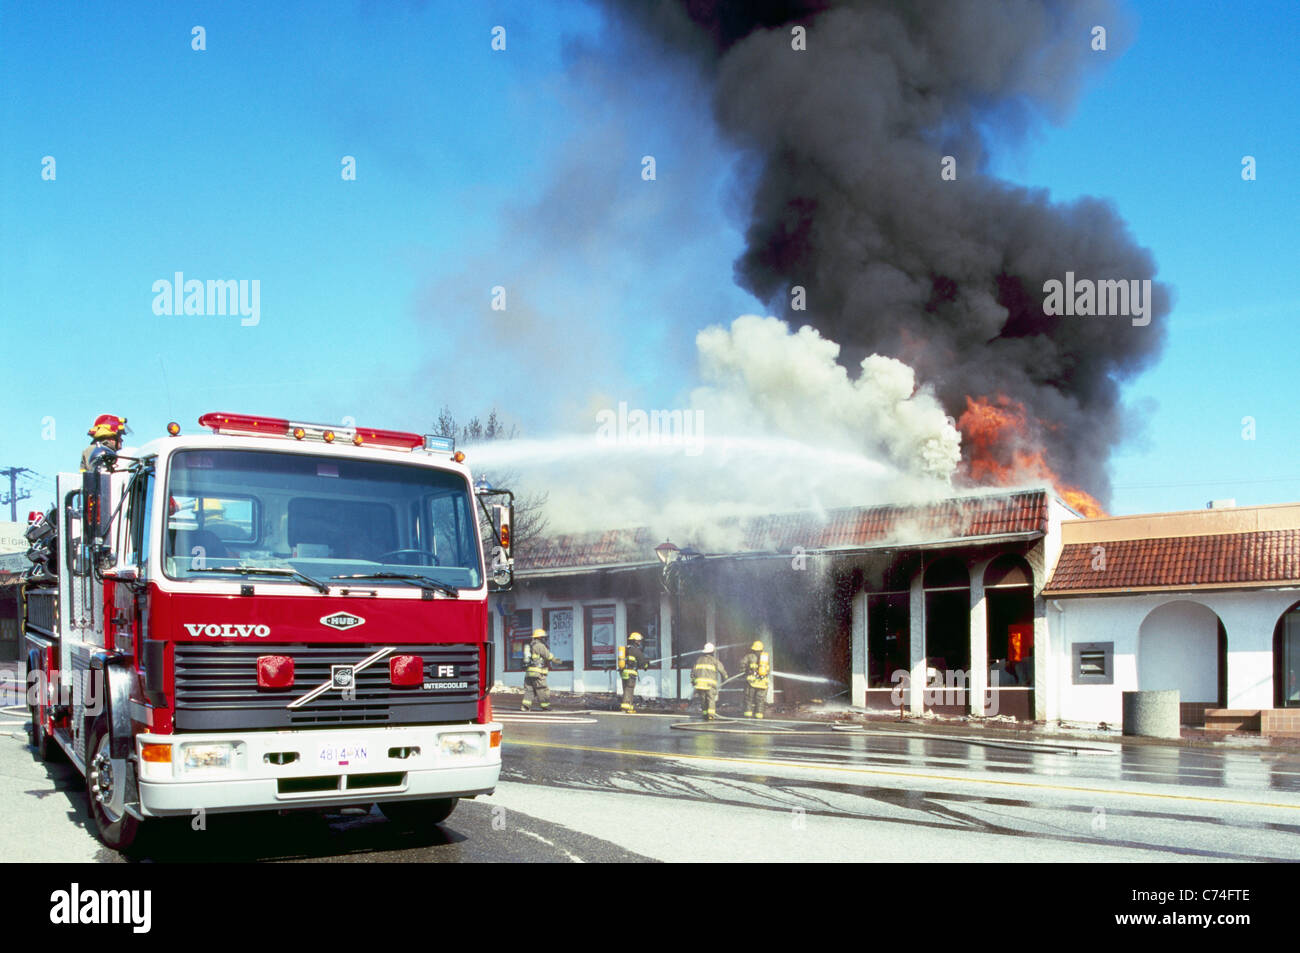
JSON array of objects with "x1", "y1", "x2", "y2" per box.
[{"x1": 1053, "y1": 589, "x2": 1300, "y2": 724}]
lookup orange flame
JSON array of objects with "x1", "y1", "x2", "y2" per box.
[{"x1": 957, "y1": 395, "x2": 1106, "y2": 517}]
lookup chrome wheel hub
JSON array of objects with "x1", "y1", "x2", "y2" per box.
[{"x1": 90, "y1": 741, "x2": 121, "y2": 822}]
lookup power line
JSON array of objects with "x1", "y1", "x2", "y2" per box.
[{"x1": 0, "y1": 467, "x2": 35, "y2": 521}]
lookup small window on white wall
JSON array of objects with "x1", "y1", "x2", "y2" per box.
[{"x1": 1073, "y1": 642, "x2": 1113, "y2": 685}]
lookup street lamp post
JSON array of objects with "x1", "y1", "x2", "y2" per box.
[
  {"x1": 656, "y1": 541, "x2": 703, "y2": 704},
  {"x1": 655, "y1": 542, "x2": 681, "y2": 701}
]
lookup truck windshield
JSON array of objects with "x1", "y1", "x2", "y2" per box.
[{"x1": 163, "y1": 448, "x2": 482, "y2": 590}]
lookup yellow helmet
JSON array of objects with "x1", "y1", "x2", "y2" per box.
[
  {"x1": 628, "y1": 631, "x2": 642, "y2": 641},
  {"x1": 751, "y1": 641, "x2": 763, "y2": 652},
  {"x1": 532, "y1": 628, "x2": 547, "y2": 640}
]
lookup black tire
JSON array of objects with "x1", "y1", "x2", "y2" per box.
[
  {"x1": 27, "y1": 664, "x2": 60, "y2": 763},
  {"x1": 29, "y1": 702, "x2": 52, "y2": 761},
  {"x1": 86, "y1": 718, "x2": 146, "y2": 853},
  {"x1": 378, "y1": 797, "x2": 457, "y2": 832}
]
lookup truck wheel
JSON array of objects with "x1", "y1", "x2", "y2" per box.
[
  {"x1": 378, "y1": 797, "x2": 457, "y2": 832},
  {"x1": 86, "y1": 718, "x2": 145, "y2": 853},
  {"x1": 28, "y1": 701, "x2": 52, "y2": 761}
]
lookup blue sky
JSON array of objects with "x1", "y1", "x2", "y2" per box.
[{"x1": 1, "y1": 0, "x2": 1296, "y2": 519}]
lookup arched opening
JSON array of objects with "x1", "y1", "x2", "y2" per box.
[
  {"x1": 924, "y1": 556, "x2": 970, "y2": 714},
  {"x1": 1274, "y1": 601, "x2": 1300, "y2": 708},
  {"x1": 984, "y1": 553, "x2": 1035, "y2": 721},
  {"x1": 1138, "y1": 601, "x2": 1226, "y2": 721}
]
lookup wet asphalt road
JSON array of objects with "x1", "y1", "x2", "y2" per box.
[
  {"x1": 7, "y1": 707, "x2": 1300, "y2": 862},
  {"x1": 487, "y1": 710, "x2": 1300, "y2": 862},
  {"x1": 495, "y1": 710, "x2": 1300, "y2": 796}
]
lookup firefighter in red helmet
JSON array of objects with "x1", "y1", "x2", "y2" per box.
[{"x1": 82, "y1": 415, "x2": 128, "y2": 472}]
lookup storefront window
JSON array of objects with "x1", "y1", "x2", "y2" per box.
[
  {"x1": 543, "y1": 607, "x2": 574, "y2": 670},
  {"x1": 505, "y1": 608, "x2": 532, "y2": 672},
  {"x1": 1285, "y1": 611, "x2": 1300, "y2": 706},
  {"x1": 867, "y1": 593, "x2": 909, "y2": 688},
  {"x1": 627, "y1": 601, "x2": 661, "y2": 668},
  {"x1": 585, "y1": 604, "x2": 617, "y2": 670}
]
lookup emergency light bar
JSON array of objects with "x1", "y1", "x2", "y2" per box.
[{"x1": 198, "y1": 412, "x2": 426, "y2": 451}]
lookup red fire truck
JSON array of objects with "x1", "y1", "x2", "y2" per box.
[{"x1": 24, "y1": 412, "x2": 512, "y2": 852}]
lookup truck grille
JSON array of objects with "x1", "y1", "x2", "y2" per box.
[
  {"x1": 173, "y1": 643, "x2": 480, "y2": 731},
  {"x1": 24, "y1": 589, "x2": 57, "y2": 637}
]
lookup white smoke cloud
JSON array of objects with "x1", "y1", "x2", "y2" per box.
[
  {"x1": 469, "y1": 315, "x2": 961, "y2": 539},
  {"x1": 691, "y1": 315, "x2": 961, "y2": 481}
]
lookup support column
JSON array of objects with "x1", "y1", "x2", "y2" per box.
[
  {"x1": 660, "y1": 592, "x2": 675, "y2": 699},
  {"x1": 1030, "y1": 544, "x2": 1051, "y2": 723},
  {"x1": 1034, "y1": 595, "x2": 1050, "y2": 722},
  {"x1": 571, "y1": 603, "x2": 585, "y2": 694},
  {"x1": 970, "y1": 557, "x2": 992, "y2": 716},
  {"x1": 851, "y1": 589, "x2": 868, "y2": 709},
  {"x1": 758, "y1": 624, "x2": 776, "y2": 706},
  {"x1": 615, "y1": 599, "x2": 630, "y2": 697},
  {"x1": 909, "y1": 571, "x2": 926, "y2": 715}
]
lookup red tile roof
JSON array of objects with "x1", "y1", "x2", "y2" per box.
[
  {"x1": 1046, "y1": 529, "x2": 1300, "y2": 593},
  {"x1": 517, "y1": 489, "x2": 1049, "y2": 573}
]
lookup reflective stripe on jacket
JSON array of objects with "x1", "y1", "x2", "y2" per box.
[
  {"x1": 621, "y1": 646, "x2": 647, "y2": 679},
  {"x1": 526, "y1": 640, "x2": 555, "y2": 677},
  {"x1": 691, "y1": 654, "x2": 727, "y2": 690}
]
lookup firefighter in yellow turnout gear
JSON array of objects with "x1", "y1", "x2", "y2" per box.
[
  {"x1": 617, "y1": 631, "x2": 649, "y2": 712},
  {"x1": 741, "y1": 641, "x2": 770, "y2": 718},
  {"x1": 690, "y1": 643, "x2": 727, "y2": 720},
  {"x1": 81, "y1": 414, "x2": 127, "y2": 472},
  {"x1": 521, "y1": 628, "x2": 558, "y2": 712}
]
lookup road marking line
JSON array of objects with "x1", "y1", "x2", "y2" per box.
[
  {"x1": 515, "y1": 828, "x2": 585, "y2": 863},
  {"x1": 505, "y1": 739, "x2": 1300, "y2": 810}
]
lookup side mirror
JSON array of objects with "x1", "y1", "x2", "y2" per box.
[
  {"x1": 493, "y1": 503, "x2": 512, "y2": 557},
  {"x1": 478, "y1": 489, "x2": 515, "y2": 591}
]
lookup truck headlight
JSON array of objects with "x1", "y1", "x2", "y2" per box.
[
  {"x1": 182, "y1": 743, "x2": 234, "y2": 771},
  {"x1": 440, "y1": 733, "x2": 484, "y2": 759}
]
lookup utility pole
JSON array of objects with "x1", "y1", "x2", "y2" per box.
[{"x1": 0, "y1": 467, "x2": 35, "y2": 521}]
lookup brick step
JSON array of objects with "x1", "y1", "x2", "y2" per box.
[{"x1": 1204, "y1": 709, "x2": 1262, "y2": 732}]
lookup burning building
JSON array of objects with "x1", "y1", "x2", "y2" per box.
[
  {"x1": 491, "y1": 486, "x2": 1075, "y2": 722},
  {"x1": 490, "y1": 492, "x2": 1300, "y2": 734}
]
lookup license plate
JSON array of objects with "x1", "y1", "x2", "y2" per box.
[{"x1": 318, "y1": 743, "x2": 368, "y2": 767}]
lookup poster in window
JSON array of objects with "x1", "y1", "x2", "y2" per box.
[
  {"x1": 507, "y1": 608, "x2": 532, "y2": 671},
  {"x1": 627, "y1": 602, "x2": 660, "y2": 668},
  {"x1": 544, "y1": 607, "x2": 574, "y2": 668},
  {"x1": 586, "y1": 604, "x2": 616, "y2": 668}
]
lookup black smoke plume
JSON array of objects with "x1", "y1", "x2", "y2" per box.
[{"x1": 604, "y1": 0, "x2": 1170, "y2": 503}]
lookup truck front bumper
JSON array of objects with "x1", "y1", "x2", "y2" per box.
[{"x1": 135, "y1": 723, "x2": 501, "y2": 816}]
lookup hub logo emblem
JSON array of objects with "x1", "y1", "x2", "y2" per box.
[
  {"x1": 320, "y1": 612, "x2": 365, "y2": 631},
  {"x1": 331, "y1": 665, "x2": 355, "y2": 690}
]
